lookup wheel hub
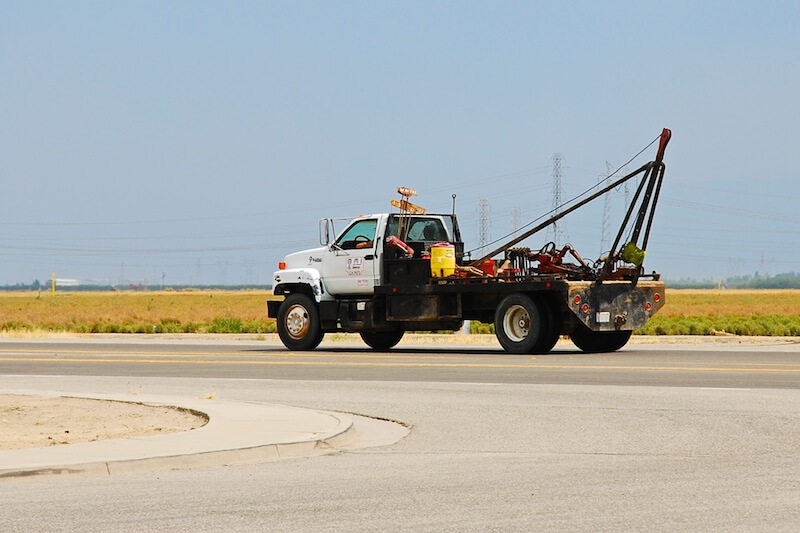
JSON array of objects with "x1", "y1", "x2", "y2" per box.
[
  {"x1": 285, "y1": 304, "x2": 310, "y2": 340},
  {"x1": 504, "y1": 304, "x2": 530, "y2": 342}
]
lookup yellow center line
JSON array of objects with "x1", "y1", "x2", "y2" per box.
[
  {"x1": 3, "y1": 348, "x2": 799, "y2": 368},
  {"x1": 1, "y1": 356, "x2": 800, "y2": 373},
  {"x1": 0, "y1": 348, "x2": 471, "y2": 361}
]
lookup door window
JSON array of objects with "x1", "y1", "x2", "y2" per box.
[{"x1": 335, "y1": 219, "x2": 378, "y2": 250}]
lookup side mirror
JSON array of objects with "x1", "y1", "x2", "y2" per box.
[{"x1": 319, "y1": 218, "x2": 332, "y2": 246}]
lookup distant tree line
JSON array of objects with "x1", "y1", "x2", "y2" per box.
[
  {"x1": 4, "y1": 272, "x2": 800, "y2": 292},
  {"x1": 667, "y1": 272, "x2": 800, "y2": 289},
  {"x1": 0, "y1": 282, "x2": 273, "y2": 292}
]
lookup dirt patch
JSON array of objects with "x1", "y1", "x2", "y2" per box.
[{"x1": 0, "y1": 395, "x2": 207, "y2": 451}]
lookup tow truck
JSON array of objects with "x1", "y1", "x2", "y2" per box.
[{"x1": 268, "y1": 128, "x2": 672, "y2": 353}]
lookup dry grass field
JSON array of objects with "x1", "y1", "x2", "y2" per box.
[
  {"x1": 0, "y1": 288, "x2": 798, "y2": 336},
  {"x1": 639, "y1": 289, "x2": 800, "y2": 336},
  {"x1": 0, "y1": 290, "x2": 279, "y2": 334},
  {"x1": 657, "y1": 289, "x2": 800, "y2": 317}
]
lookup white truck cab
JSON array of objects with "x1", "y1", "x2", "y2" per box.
[{"x1": 274, "y1": 213, "x2": 455, "y2": 300}]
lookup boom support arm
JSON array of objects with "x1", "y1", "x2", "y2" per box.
[
  {"x1": 600, "y1": 128, "x2": 671, "y2": 278},
  {"x1": 469, "y1": 128, "x2": 672, "y2": 273}
]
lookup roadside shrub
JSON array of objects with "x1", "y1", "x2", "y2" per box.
[
  {"x1": 206, "y1": 317, "x2": 243, "y2": 333},
  {"x1": 240, "y1": 320, "x2": 277, "y2": 333},
  {"x1": 636, "y1": 315, "x2": 800, "y2": 336},
  {"x1": 470, "y1": 321, "x2": 494, "y2": 334}
]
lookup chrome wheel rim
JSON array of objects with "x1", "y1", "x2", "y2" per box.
[{"x1": 285, "y1": 304, "x2": 310, "y2": 340}]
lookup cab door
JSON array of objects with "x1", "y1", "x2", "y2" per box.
[{"x1": 321, "y1": 218, "x2": 379, "y2": 295}]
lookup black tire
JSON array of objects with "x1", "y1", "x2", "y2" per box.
[
  {"x1": 360, "y1": 329, "x2": 405, "y2": 350},
  {"x1": 277, "y1": 293, "x2": 323, "y2": 351},
  {"x1": 494, "y1": 293, "x2": 544, "y2": 354},
  {"x1": 570, "y1": 325, "x2": 632, "y2": 353},
  {"x1": 532, "y1": 300, "x2": 560, "y2": 354}
]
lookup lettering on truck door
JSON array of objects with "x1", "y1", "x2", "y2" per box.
[{"x1": 321, "y1": 218, "x2": 379, "y2": 295}]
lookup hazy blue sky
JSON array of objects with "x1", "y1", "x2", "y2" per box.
[{"x1": 2, "y1": 1, "x2": 799, "y2": 286}]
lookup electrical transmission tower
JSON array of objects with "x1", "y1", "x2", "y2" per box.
[
  {"x1": 623, "y1": 167, "x2": 631, "y2": 207},
  {"x1": 511, "y1": 206, "x2": 521, "y2": 237},
  {"x1": 599, "y1": 161, "x2": 614, "y2": 255},
  {"x1": 477, "y1": 198, "x2": 491, "y2": 254},
  {"x1": 548, "y1": 153, "x2": 568, "y2": 243}
]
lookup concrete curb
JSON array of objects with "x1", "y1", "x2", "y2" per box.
[{"x1": 0, "y1": 391, "x2": 369, "y2": 478}]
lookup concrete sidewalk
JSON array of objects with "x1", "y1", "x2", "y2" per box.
[{"x1": 0, "y1": 391, "x2": 408, "y2": 478}]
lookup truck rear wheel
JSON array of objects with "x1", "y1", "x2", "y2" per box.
[
  {"x1": 494, "y1": 294, "x2": 545, "y2": 354},
  {"x1": 534, "y1": 301, "x2": 561, "y2": 354},
  {"x1": 277, "y1": 293, "x2": 323, "y2": 351},
  {"x1": 570, "y1": 326, "x2": 631, "y2": 353},
  {"x1": 360, "y1": 329, "x2": 405, "y2": 350}
]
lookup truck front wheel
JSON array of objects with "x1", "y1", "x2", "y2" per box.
[
  {"x1": 277, "y1": 293, "x2": 323, "y2": 351},
  {"x1": 494, "y1": 294, "x2": 544, "y2": 354},
  {"x1": 570, "y1": 326, "x2": 631, "y2": 353},
  {"x1": 360, "y1": 329, "x2": 405, "y2": 350}
]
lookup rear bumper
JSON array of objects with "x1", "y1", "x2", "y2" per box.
[{"x1": 563, "y1": 280, "x2": 666, "y2": 331}]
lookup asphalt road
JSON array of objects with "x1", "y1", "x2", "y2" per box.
[
  {"x1": 2, "y1": 336, "x2": 799, "y2": 532},
  {"x1": 1, "y1": 336, "x2": 800, "y2": 388}
]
